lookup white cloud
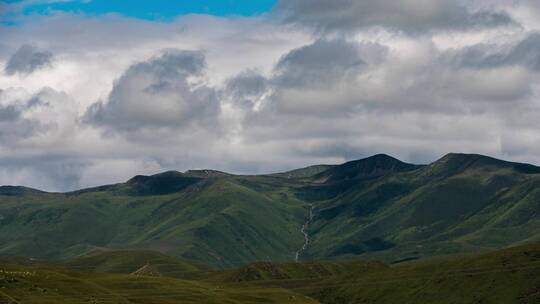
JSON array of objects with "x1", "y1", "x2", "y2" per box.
[
  {"x1": 1, "y1": 3, "x2": 540, "y2": 191},
  {"x1": 86, "y1": 49, "x2": 220, "y2": 131}
]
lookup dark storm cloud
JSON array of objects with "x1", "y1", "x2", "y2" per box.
[
  {"x1": 226, "y1": 70, "x2": 267, "y2": 99},
  {"x1": 272, "y1": 38, "x2": 366, "y2": 88},
  {"x1": 503, "y1": 33, "x2": 540, "y2": 70},
  {"x1": 4, "y1": 45, "x2": 53, "y2": 75},
  {"x1": 224, "y1": 70, "x2": 268, "y2": 108},
  {"x1": 0, "y1": 105, "x2": 20, "y2": 121},
  {"x1": 275, "y1": 0, "x2": 514, "y2": 34},
  {"x1": 86, "y1": 49, "x2": 220, "y2": 131},
  {"x1": 445, "y1": 33, "x2": 540, "y2": 70}
]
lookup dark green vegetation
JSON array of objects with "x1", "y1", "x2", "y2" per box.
[
  {"x1": 1, "y1": 152, "x2": 540, "y2": 302},
  {"x1": 225, "y1": 242, "x2": 540, "y2": 304},
  {"x1": 305, "y1": 153, "x2": 540, "y2": 262},
  {"x1": 0, "y1": 243, "x2": 539, "y2": 303},
  {"x1": 1, "y1": 153, "x2": 540, "y2": 268},
  {"x1": 0, "y1": 251, "x2": 319, "y2": 303}
]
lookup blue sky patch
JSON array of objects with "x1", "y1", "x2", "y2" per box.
[{"x1": 1, "y1": 0, "x2": 277, "y2": 22}]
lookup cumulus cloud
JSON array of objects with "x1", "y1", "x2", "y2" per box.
[
  {"x1": 0, "y1": 87, "x2": 78, "y2": 146},
  {"x1": 234, "y1": 36, "x2": 531, "y2": 119},
  {"x1": 2, "y1": 2, "x2": 540, "y2": 191},
  {"x1": 275, "y1": 0, "x2": 515, "y2": 34},
  {"x1": 224, "y1": 38, "x2": 386, "y2": 115},
  {"x1": 0, "y1": 87, "x2": 84, "y2": 190},
  {"x1": 228, "y1": 32, "x2": 538, "y2": 169},
  {"x1": 4, "y1": 45, "x2": 53, "y2": 75},
  {"x1": 85, "y1": 49, "x2": 220, "y2": 131}
]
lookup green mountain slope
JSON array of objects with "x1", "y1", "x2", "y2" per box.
[
  {"x1": 305, "y1": 153, "x2": 540, "y2": 262},
  {"x1": 0, "y1": 174, "x2": 309, "y2": 266},
  {"x1": 0, "y1": 153, "x2": 539, "y2": 267},
  {"x1": 270, "y1": 165, "x2": 335, "y2": 179}
]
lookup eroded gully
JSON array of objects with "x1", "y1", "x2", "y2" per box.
[{"x1": 295, "y1": 203, "x2": 314, "y2": 262}]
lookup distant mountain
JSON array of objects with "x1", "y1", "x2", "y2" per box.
[
  {"x1": 270, "y1": 164, "x2": 335, "y2": 179},
  {"x1": 306, "y1": 153, "x2": 540, "y2": 261},
  {"x1": 312, "y1": 154, "x2": 424, "y2": 183},
  {"x1": 0, "y1": 153, "x2": 539, "y2": 267},
  {"x1": 0, "y1": 185, "x2": 44, "y2": 196}
]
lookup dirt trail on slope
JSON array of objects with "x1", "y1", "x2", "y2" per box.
[{"x1": 295, "y1": 203, "x2": 314, "y2": 262}]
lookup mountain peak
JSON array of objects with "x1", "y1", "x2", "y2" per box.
[
  {"x1": 127, "y1": 171, "x2": 184, "y2": 184},
  {"x1": 439, "y1": 152, "x2": 495, "y2": 162},
  {"x1": 314, "y1": 154, "x2": 424, "y2": 182},
  {"x1": 0, "y1": 186, "x2": 43, "y2": 196},
  {"x1": 184, "y1": 169, "x2": 232, "y2": 178},
  {"x1": 271, "y1": 165, "x2": 335, "y2": 179},
  {"x1": 126, "y1": 171, "x2": 202, "y2": 195},
  {"x1": 369, "y1": 153, "x2": 399, "y2": 160},
  {"x1": 426, "y1": 153, "x2": 540, "y2": 177}
]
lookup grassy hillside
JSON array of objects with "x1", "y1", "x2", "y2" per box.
[
  {"x1": 0, "y1": 257, "x2": 318, "y2": 303},
  {"x1": 214, "y1": 243, "x2": 540, "y2": 303},
  {"x1": 62, "y1": 250, "x2": 210, "y2": 276},
  {"x1": 305, "y1": 242, "x2": 540, "y2": 304},
  {"x1": 0, "y1": 153, "x2": 539, "y2": 267},
  {"x1": 1, "y1": 244, "x2": 539, "y2": 303},
  {"x1": 0, "y1": 174, "x2": 309, "y2": 266}
]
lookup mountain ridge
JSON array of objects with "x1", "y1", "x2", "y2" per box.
[
  {"x1": 0, "y1": 152, "x2": 539, "y2": 267},
  {"x1": 3, "y1": 152, "x2": 540, "y2": 193}
]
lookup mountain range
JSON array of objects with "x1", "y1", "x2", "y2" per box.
[{"x1": 1, "y1": 153, "x2": 539, "y2": 267}]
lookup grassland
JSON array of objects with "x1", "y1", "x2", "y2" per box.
[{"x1": 1, "y1": 243, "x2": 539, "y2": 303}]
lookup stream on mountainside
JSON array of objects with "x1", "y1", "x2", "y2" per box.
[{"x1": 295, "y1": 203, "x2": 314, "y2": 262}]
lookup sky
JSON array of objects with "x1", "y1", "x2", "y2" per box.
[
  {"x1": 1, "y1": 0, "x2": 540, "y2": 191},
  {"x1": 1, "y1": 0, "x2": 277, "y2": 22}
]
